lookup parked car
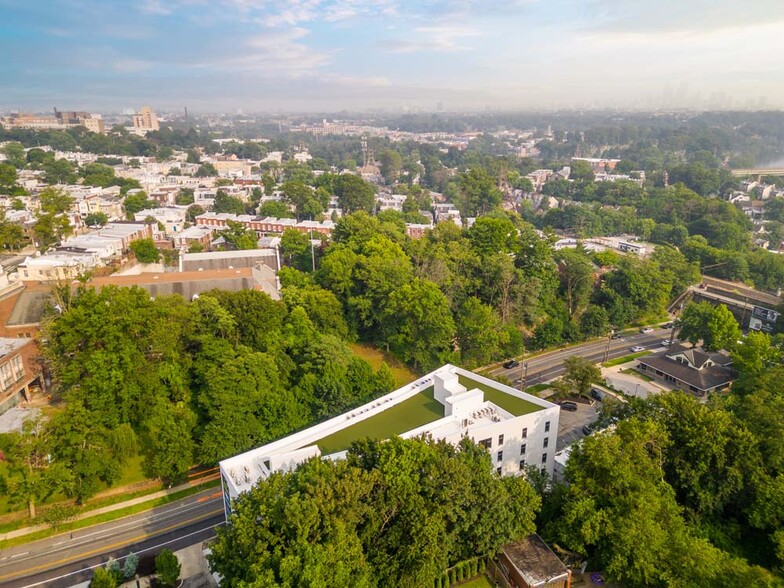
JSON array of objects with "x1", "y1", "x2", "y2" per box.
[
  {"x1": 559, "y1": 401, "x2": 578, "y2": 412},
  {"x1": 640, "y1": 327, "x2": 654, "y2": 334},
  {"x1": 590, "y1": 389, "x2": 603, "y2": 401},
  {"x1": 631, "y1": 345, "x2": 645, "y2": 352},
  {"x1": 502, "y1": 359, "x2": 520, "y2": 369},
  {"x1": 582, "y1": 424, "x2": 593, "y2": 435}
]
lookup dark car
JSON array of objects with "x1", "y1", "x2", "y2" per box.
[
  {"x1": 559, "y1": 401, "x2": 578, "y2": 412},
  {"x1": 611, "y1": 333, "x2": 623, "y2": 340},
  {"x1": 662, "y1": 322, "x2": 673, "y2": 329},
  {"x1": 502, "y1": 359, "x2": 520, "y2": 369},
  {"x1": 590, "y1": 389, "x2": 603, "y2": 401},
  {"x1": 582, "y1": 424, "x2": 593, "y2": 435}
]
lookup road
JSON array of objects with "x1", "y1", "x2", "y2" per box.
[
  {"x1": 487, "y1": 327, "x2": 673, "y2": 388},
  {"x1": 0, "y1": 488, "x2": 225, "y2": 588}
]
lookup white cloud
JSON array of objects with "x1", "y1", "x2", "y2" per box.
[
  {"x1": 113, "y1": 58, "x2": 154, "y2": 73},
  {"x1": 196, "y1": 27, "x2": 331, "y2": 76},
  {"x1": 383, "y1": 25, "x2": 480, "y2": 53}
]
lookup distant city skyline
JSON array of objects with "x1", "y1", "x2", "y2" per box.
[{"x1": 2, "y1": 0, "x2": 784, "y2": 112}]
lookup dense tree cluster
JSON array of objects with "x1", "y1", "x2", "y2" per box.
[
  {"x1": 0, "y1": 285, "x2": 395, "y2": 515},
  {"x1": 209, "y1": 436, "x2": 540, "y2": 588}
]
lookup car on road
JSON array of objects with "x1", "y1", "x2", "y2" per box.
[
  {"x1": 631, "y1": 345, "x2": 645, "y2": 352},
  {"x1": 640, "y1": 327, "x2": 654, "y2": 334},
  {"x1": 582, "y1": 424, "x2": 593, "y2": 435},
  {"x1": 661, "y1": 339, "x2": 672, "y2": 347},
  {"x1": 559, "y1": 401, "x2": 578, "y2": 411},
  {"x1": 611, "y1": 333, "x2": 623, "y2": 340},
  {"x1": 502, "y1": 359, "x2": 520, "y2": 369},
  {"x1": 662, "y1": 322, "x2": 673, "y2": 329}
]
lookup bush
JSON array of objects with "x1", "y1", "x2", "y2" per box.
[
  {"x1": 155, "y1": 548, "x2": 181, "y2": 588},
  {"x1": 129, "y1": 238, "x2": 160, "y2": 263},
  {"x1": 479, "y1": 558, "x2": 486, "y2": 573},
  {"x1": 457, "y1": 563, "x2": 465, "y2": 581},
  {"x1": 90, "y1": 566, "x2": 117, "y2": 588},
  {"x1": 123, "y1": 552, "x2": 139, "y2": 579}
]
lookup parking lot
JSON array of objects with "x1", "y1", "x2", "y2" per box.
[{"x1": 556, "y1": 400, "x2": 599, "y2": 451}]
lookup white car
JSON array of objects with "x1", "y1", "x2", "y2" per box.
[
  {"x1": 631, "y1": 346, "x2": 645, "y2": 352},
  {"x1": 640, "y1": 327, "x2": 654, "y2": 334}
]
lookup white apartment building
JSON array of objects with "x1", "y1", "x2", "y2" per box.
[
  {"x1": 219, "y1": 364, "x2": 560, "y2": 517},
  {"x1": 134, "y1": 206, "x2": 188, "y2": 236}
]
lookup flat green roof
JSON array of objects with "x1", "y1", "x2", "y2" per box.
[
  {"x1": 317, "y1": 386, "x2": 443, "y2": 455},
  {"x1": 457, "y1": 375, "x2": 543, "y2": 417}
]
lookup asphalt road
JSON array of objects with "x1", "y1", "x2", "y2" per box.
[
  {"x1": 487, "y1": 327, "x2": 673, "y2": 388},
  {"x1": 0, "y1": 488, "x2": 225, "y2": 588}
]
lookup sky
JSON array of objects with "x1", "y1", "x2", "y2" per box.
[{"x1": 1, "y1": 0, "x2": 784, "y2": 113}]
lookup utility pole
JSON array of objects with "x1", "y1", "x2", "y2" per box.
[
  {"x1": 520, "y1": 362, "x2": 529, "y2": 392},
  {"x1": 603, "y1": 328, "x2": 614, "y2": 363},
  {"x1": 669, "y1": 304, "x2": 683, "y2": 346},
  {"x1": 309, "y1": 229, "x2": 316, "y2": 273}
]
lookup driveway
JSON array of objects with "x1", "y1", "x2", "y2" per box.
[{"x1": 556, "y1": 401, "x2": 599, "y2": 452}]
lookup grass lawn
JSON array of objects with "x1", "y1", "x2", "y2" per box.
[
  {"x1": 621, "y1": 368, "x2": 654, "y2": 382},
  {"x1": 602, "y1": 350, "x2": 651, "y2": 368},
  {"x1": 457, "y1": 376, "x2": 543, "y2": 417},
  {"x1": 349, "y1": 343, "x2": 418, "y2": 388},
  {"x1": 460, "y1": 576, "x2": 494, "y2": 588},
  {"x1": 526, "y1": 383, "x2": 550, "y2": 395},
  {"x1": 317, "y1": 386, "x2": 443, "y2": 454}
]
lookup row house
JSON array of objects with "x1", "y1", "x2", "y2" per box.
[{"x1": 196, "y1": 213, "x2": 334, "y2": 236}]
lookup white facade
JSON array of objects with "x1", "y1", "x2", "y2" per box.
[{"x1": 219, "y1": 364, "x2": 559, "y2": 517}]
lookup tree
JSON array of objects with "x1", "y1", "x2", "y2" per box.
[
  {"x1": 175, "y1": 188, "x2": 194, "y2": 205},
  {"x1": 155, "y1": 549, "x2": 181, "y2": 588},
  {"x1": 194, "y1": 163, "x2": 218, "y2": 177},
  {"x1": 213, "y1": 190, "x2": 245, "y2": 215},
  {"x1": 378, "y1": 149, "x2": 403, "y2": 183},
  {"x1": 732, "y1": 331, "x2": 781, "y2": 376},
  {"x1": 556, "y1": 248, "x2": 594, "y2": 319},
  {"x1": 130, "y1": 238, "x2": 160, "y2": 263},
  {"x1": 1, "y1": 141, "x2": 26, "y2": 168},
  {"x1": 457, "y1": 168, "x2": 502, "y2": 216},
  {"x1": 579, "y1": 305, "x2": 610, "y2": 338},
  {"x1": 281, "y1": 180, "x2": 322, "y2": 219},
  {"x1": 39, "y1": 186, "x2": 73, "y2": 214},
  {"x1": 258, "y1": 200, "x2": 293, "y2": 218},
  {"x1": 186, "y1": 204, "x2": 205, "y2": 222},
  {"x1": 280, "y1": 228, "x2": 313, "y2": 272},
  {"x1": 144, "y1": 405, "x2": 196, "y2": 483},
  {"x1": 334, "y1": 174, "x2": 375, "y2": 213},
  {"x1": 678, "y1": 302, "x2": 741, "y2": 351},
  {"x1": 384, "y1": 278, "x2": 456, "y2": 371},
  {"x1": 42, "y1": 158, "x2": 78, "y2": 184},
  {"x1": 33, "y1": 211, "x2": 71, "y2": 251},
  {"x1": 220, "y1": 220, "x2": 257, "y2": 250},
  {"x1": 560, "y1": 356, "x2": 602, "y2": 398},
  {"x1": 570, "y1": 160, "x2": 595, "y2": 181},
  {"x1": 0, "y1": 162, "x2": 18, "y2": 190},
  {"x1": 123, "y1": 192, "x2": 155, "y2": 218},
  {"x1": 84, "y1": 212, "x2": 108, "y2": 227},
  {"x1": 89, "y1": 567, "x2": 117, "y2": 588},
  {"x1": 0, "y1": 418, "x2": 70, "y2": 518},
  {"x1": 456, "y1": 297, "x2": 508, "y2": 367}
]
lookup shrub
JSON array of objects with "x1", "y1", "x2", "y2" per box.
[{"x1": 155, "y1": 549, "x2": 181, "y2": 588}]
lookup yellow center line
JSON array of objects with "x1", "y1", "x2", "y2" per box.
[{"x1": 0, "y1": 508, "x2": 224, "y2": 581}]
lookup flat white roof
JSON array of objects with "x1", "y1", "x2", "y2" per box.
[{"x1": 219, "y1": 364, "x2": 556, "y2": 496}]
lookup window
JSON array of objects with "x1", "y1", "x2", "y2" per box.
[
  {"x1": 498, "y1": 434, "x2": 504, "y2": 445},
  {"x1": 544, "y1": 421, "x2": 551, "y2": 433},
  {"x1": 496, "y1": 467, "x2": 502, "y2": 475},
  {"x1": 521, "y1": 427, "x2": 528, "y2": 439},
  {"x1": 543, "y1": 437, "x2": 549, "y2": 449},
  {"x1": 520, "y1": 444, "x2": 526, "y2": 455},
  {"x1": 541, "y1": 453, "x2": 547, "y2": 464},
  {"x1": 541, "y1": 467, "x2": 547, "y2": 475},
  {"x1": 519, "y1": 460, "x2": 526, "y2": 471},
  {"x1": 479, "y1": 438, "x2": 492, "y2": 450},
  {"x1": 497, "y1": 451, "x2": 503, "y2": 462}
]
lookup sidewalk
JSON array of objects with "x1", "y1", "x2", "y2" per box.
[{"x1": 0, "y1": 473, "x2": 220, "y2": 542}]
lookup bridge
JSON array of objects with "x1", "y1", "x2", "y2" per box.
[{"x1": 730, "y1": 168, "x2": 784, "y2": 177}]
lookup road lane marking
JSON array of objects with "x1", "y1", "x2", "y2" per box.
[
  {"x1": 18, "y1": 522, "x2": 224, "y2": 588},
  {"x1": 0, "y1": 508, "x2": 224, "y2": 581}
]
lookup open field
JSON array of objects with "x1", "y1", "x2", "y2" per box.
[{"x1": 349, "y1": 343, "x2": 419, "y2": 388}]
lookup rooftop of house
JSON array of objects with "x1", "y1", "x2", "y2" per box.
[
  {"x1": 501, "y1": 535, "x2": 570, "y2": 586},
  {"x1": 219, "y1": 364, "x2": 553, "y2": 496},
  {"x1": 0, "y1": 337, "x2": 32, "y2": 358},
  {"x1": 639, "y1": 345, "x2": 735, "y2": 392}
]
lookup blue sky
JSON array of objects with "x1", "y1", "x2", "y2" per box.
[{"x1": 1, "y1": 0, "x2": 783, "y2": 112}]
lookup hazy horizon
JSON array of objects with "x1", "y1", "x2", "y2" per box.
[{"x1": 2, "y1": 0, "x2": 784, "y2": 113}]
